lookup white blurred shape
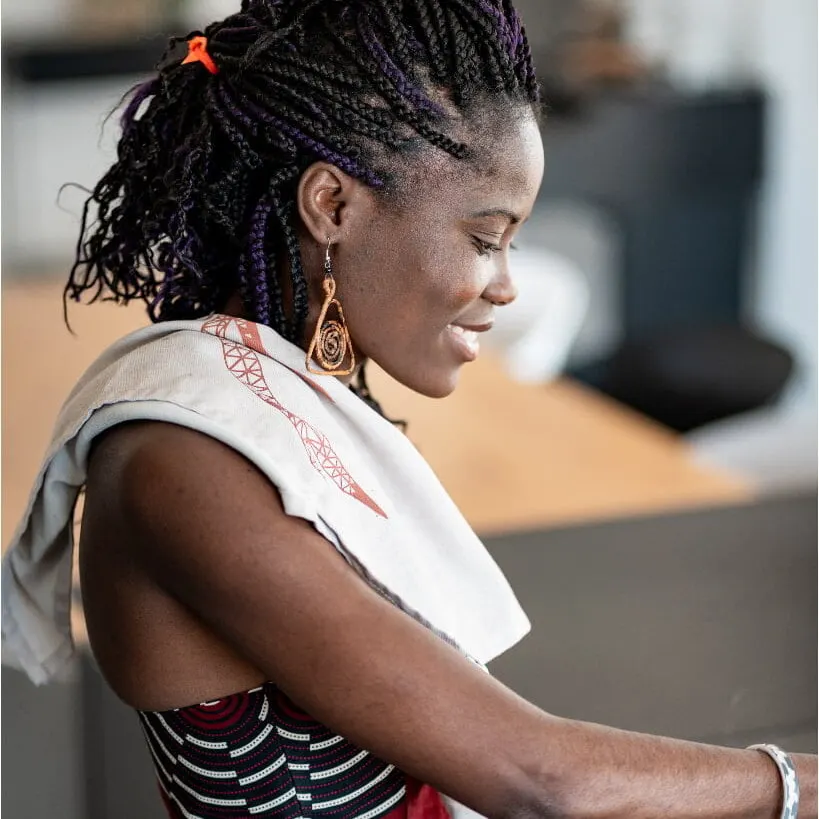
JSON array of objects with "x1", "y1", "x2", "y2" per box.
[
  {"x1": 624, "y1": 0, "x2": 759, "y2": 89},
  {"x1": 521, "y1": 203, "x2": 622, "y2": 368},
  {"x1": 3, "y1": 77, "x2": 141, "y2": 266},
  {"x1": 744, "y1": 0, "x2": 818, "y2": 414},
  {"x1": 2, "y1": 0, "x2": 73, "y2": 37},
  {"x1": 688, "y1": 406, "x2": 818, "y2": 494},
  {"x1": 180, "y1": 0, "x2": 241, "y2": 29},
  {"x1": 486, "y1": 248, "x2": 590, "y2": 384}
]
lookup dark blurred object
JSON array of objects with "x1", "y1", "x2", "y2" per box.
[
  {"x1": 3, "y1": 35, "x2": 168, "y2": 83},
  {"x1": 546, "y1": 88, "x2": 772, "y2": 431},
  {"x1": 489, "y1": 492, "x2": 817, "y2": 748},
  {"x1": 575, "y1": 324, "x2": 794, "y2": 433},
  {"x1": 542, "y1": 89, "x2": 765, "y2": 341}
]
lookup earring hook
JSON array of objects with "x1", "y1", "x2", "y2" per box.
[{"x1": 324, "y1": 237, "x2": 333, "y2": 278}]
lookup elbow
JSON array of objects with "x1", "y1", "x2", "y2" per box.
[
  {"x1": 493, "y1": 766, "x2": 568, "y2": 819},
  {"x1": 499, "y1": 795, "x2": 563, "y2": 819}
]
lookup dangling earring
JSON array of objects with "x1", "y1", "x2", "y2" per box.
[{"x1": 306, "y1": 239, "x2": 356, "y2": 376}]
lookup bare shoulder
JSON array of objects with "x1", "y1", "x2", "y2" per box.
[
  {"x1": 88, "y1": 420, "x2": 265, "y2": 505},
  {"x1": 88, "y1": 420, "x2": 321, "y2": 583},
  {"x1": 81, "y1": 421, "x2": 275, "y2": 709},
  {"x1": 86, "y1": 419, "x2": 291, "y2": 562}
]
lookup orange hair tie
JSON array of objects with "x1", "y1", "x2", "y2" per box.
[{"x1": 182, "y1": 36, "x2": 219, "y2": 75}]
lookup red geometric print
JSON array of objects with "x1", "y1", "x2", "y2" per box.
[
  {"x1": 139, "y1": 682, "x2": 453, "y2": 818},
  {"x1": 201, "y1": 315, "x2": 387, "y2": 519},
  {"x1": 231, "y1": 318, "x2": 267, "y2": 356},
  {"x1": 177, "y1": 695, "x2": 254, "y2": 732}
]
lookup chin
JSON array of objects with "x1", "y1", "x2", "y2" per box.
[
  {"x1": 369, "y1": 344, "x2": 466, "y2": 399},
  {"x1": 399, "y1": 364, "x2": 463, "y2": 399}
]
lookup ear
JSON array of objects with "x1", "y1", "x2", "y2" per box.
[{"x1": 296, "y1": 162, "x2": 369, "y2": 246}]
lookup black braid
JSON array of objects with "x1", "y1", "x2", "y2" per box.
[
  {"x1": 66, "y1": 0, "x2": 540, "y2": 351},
  {"x1": 410, "y1": 0, "x2": 450, "y2": 83},
  {"x1": 352, "y1": 362, "x2": 407, "y2": 431},
  {"x1": 271, "y1": 187, "x2": 310, "y2": 340}
]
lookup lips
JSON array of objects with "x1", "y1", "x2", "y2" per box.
[
  {"x1": 446, "y1": 321, "x2": 493, "y2": 362},
  {"x1": 450, "y1": 321, "x2": 495, "y2": 334},
  {"x1": 447, "y1": 324, "x2": 480, "y2": 347}
]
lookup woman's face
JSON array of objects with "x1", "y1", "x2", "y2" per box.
[{"x1": 300, "y1": 111, "x2": 545, "y2": 398}]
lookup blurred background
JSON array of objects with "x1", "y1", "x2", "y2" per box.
[{"x1": 2, "y1": 1, "x2": 817, "y2": 817}]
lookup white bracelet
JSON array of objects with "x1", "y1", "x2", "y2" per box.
[{"x1": 747, "y1": 743, "x2": 800, "y2": 819}]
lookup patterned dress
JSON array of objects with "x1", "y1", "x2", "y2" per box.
[{"x1": 139, "y1": 682, "x2": 451, "y2": 818}]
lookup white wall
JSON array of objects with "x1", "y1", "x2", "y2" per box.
[
  {"x1": 744, "y1": 0, "x2": 818, "y2": 411},
  {"x1": 2, "y1": 0, "x2": 74, "y2": 38},
  {"x1": 2, "y1": 77, "x2": 142, "y2": 268}
]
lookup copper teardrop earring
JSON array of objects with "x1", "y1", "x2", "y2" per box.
[{"x1": 306, "y1": 239, "x2": 356, "y2": 376}]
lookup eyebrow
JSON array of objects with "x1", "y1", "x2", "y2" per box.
[{"x1": 468, "y1": 208, "x2": 522, "y2": 225}]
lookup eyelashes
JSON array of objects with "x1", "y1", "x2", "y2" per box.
[
  {"x1": 471, "y1": 237, "x2": 519, "y2": 257},
  {"x1": 472, "y1": 238, "x2": 501, "y2": 257}
]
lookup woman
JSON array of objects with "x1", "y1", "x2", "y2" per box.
[{"x1": 2, "y1": 1, "x2": 815, "y2": 817}]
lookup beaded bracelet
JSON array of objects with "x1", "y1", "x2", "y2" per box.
[{"x1": 747, "y1": 743, "x2": 800, "y2": 819}]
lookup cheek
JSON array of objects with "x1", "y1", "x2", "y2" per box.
[
  {"x1": 339, "y1": 222, "x2": 488, "y2": 342},
  {"x1": 364, "y1": 244, "x2": 477, "y2": 317},
  {"x1": 417, "y1": 249, "x2": 489, "y2": 315}
]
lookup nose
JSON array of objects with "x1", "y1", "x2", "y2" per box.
[{"x1": 483, "y1": 259, "x2": 518, "y2": 307}]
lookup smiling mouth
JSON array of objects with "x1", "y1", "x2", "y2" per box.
[
  {"x1": 447, "y1": 324, "x2": 480, "y2": 346},
  {"x1": 446, "y1": 323, "x2": 491, "y2": 361},
  {"x1": 448, "y1": 320, "x2": 494, "y2": 335}
]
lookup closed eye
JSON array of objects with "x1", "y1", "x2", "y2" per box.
[
  {"x1": 471, "y1": 237, "x2": 503, "y2": 257},
  {"x1": 471, "y1": 237, "x2": 520, "y2": 257}
]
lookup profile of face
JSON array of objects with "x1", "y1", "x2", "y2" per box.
[{"x1": 296, "y1": 109, "x2": 545, "y2": 398}]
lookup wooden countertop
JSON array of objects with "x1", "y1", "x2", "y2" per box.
[{"x1": 366, "y1": 357, "x2": 751, "y2": 535}]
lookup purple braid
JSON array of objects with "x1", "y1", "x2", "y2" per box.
[
  {"x1": 357, "y1": 9, "x2": 443, "y2": 116},
  {"x1": 120, "y1": 79, "x2": 161, "y2": 129},
  {"x1": 245, "y1": 197, "x2": 274, "y2": 325}
]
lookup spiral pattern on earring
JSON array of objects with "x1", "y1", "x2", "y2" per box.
[
  {"x1": 316, "y1": 319, "x2": 347, "y2": 370},
  {"x1": 306, "y1": 241, "x2": 356, "y2": 376}
]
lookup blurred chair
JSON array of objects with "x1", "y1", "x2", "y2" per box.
[
  {"x1": 486, "y1": 247, "x2": 590, "y2": 383},
  {"x1": 572, "y1": 323, "x2": 795, "y2": 433}
]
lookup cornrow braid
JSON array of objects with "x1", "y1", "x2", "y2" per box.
[
  {"x1": 443, "y1": 7, "x2": 480, "y2": 101},
  {"x1": 410, "y1": 0, "x2": 451, "y2": 83},
  {"x1": 66, "y1": 0, "x2": 540, "y2": 350},
  {"x1": 323, "y1": 18, "x2": 469, "y2": 158}
]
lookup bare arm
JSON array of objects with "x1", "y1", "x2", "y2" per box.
[{"x1": 102, "y1": 422, "x2": 817, "y2": 819}]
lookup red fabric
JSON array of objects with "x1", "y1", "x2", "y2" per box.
[
  {"x1": 405, "y1": 777, "x2": 453, "y2": 818},
  {"x1": 158, "y1": 784, "x2": 182, "y2": 817},
  {"x1": 158, "y1": 774, "x2": 452, "y2": 818}
]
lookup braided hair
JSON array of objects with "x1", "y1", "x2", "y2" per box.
[{"x1": 65, "y1": 0, "x2": 539, "y2": 350}]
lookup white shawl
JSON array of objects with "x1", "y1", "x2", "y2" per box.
[{"x1": 2, "y1": 314, "x2": 530, "y2": 687}]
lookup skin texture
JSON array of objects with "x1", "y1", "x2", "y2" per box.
[
  {"x1": 296, "y1": 111, "x2": 544, "y2": 397},
  {"x1": 79, "y1": 112, "x2": 818, "y2": 817}
]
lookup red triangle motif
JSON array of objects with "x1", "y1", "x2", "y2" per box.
[{"x1": 202, "y1": 317, "x2": 387, "y2": 519}]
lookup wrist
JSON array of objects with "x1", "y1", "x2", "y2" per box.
[
  {"x1": 793, "y1": 755, "x2": 817, "y2": 818},
  {"x1": 747, "y1": 744, "x2": 806, "y2": 819}
]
